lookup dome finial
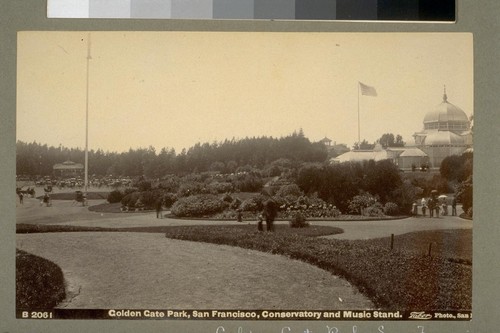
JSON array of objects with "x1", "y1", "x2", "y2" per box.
[{"x1": 443, "y1": 85, "x2": 448, "y2": 102}]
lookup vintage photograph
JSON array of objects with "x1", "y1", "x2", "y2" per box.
[{"x1": 15, "y1": 31, "x2": 473, "y2": 320}]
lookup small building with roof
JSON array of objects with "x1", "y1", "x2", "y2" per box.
[
  {"x1": 331, "y1": 143, "x2": 388, "y2": 163},
  {"x1": 319, "y1": 137, "x2": 351, "y2": 158},
  {"x1": 319, "y1": 136, "x2": 333, "y2": 146},
  {"x1": 396, "y1": 148, "x2": 429, "y2": 170},
  {"x1": 53, "y1": 160, "x2": 84, "y2": 177},
  {"x1": 330, "y1": 144, "x2": 429, "y2": 171}
]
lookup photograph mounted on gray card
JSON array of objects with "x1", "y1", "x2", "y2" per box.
[
  {"x1": 16, "y1": 31, "x2": 472, "y2": 320},
  {"x1": 47, "y1": 0, "x2": 455, "y2": 21}
]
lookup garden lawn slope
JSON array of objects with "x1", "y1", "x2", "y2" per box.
[{"x1": 164, "y1": 227, "x2": 471, "y2": 311}]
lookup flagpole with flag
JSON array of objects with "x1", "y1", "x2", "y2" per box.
[
  {"x1": 357, "y1": 81, "x2": 377, "y2": 148},
  {"x1": 84, "y1": 33, "x2": 91, "y2": 195}
]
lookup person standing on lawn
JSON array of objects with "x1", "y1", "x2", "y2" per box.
[
  {"x1": 257, "y1": 214, "x2": 264, "y2": 231},
  {"x1": 452, "y1": 197, "x2": 457, "y2": 216},
  {"x1": 155, "y1": 197, "x2": 163, "y2": 219},
  {"x1": 428, "y1": 197, "x2": 434, "y2": 218},
  {"x1": 263, "y1": 199, "x2": 278, "y2": 232},
  {"x1": 421, "y1": 197, "x2": 427, "y2": 217},
  {"x1": 442, "y1": 201, "x2": 448, "y2": 216}
]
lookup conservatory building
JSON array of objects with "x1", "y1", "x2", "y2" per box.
[{"x1": 412, "y1": 88, "x2": 472, "y2": 168}]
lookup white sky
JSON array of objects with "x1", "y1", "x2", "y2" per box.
[{"x1": 17, "y1": 32, "x2": 473, "y2": 153}]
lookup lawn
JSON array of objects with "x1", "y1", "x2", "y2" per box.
[
  {"x1": 164, "y1": 226, "x2": 472, "y2": 311},
  {"x1": 359, "y1": 229, "x2": 472, "y2": 264},
  {"x1": 16, "y1": 223, "x2": 471, "y2": 312}
]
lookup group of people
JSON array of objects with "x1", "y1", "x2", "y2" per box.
[
  {"x1": 413, "y1": 196, "x2": 457, "y2": 217},
  {"x1": 16, "y1": 187, "x2": 36, "y2": 205},
  {"x1": 41, "y1": 193, "x2": 51, "y2": 207}
]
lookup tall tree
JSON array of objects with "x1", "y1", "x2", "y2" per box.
[{"x1": 377, "y1": 133, "x2": 405, "y2": 148}]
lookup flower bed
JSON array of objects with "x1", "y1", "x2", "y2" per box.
[{"x1": 16, "y1": 249, "x2": 66, "y2": 309}]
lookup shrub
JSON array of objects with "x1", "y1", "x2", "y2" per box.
[
  {"x1": 159, "y1": 176, "x2": 181, "y2": 193},
  {"x1": 222, "y1": 193, "x2": 233, "y2": 203},
  {"x1": 208, "y1": 181, "x2": 234, "y2": 194},
  {"x1": 240, "y1": 195, "x2": 265, "y2": 212},
  {"x1": 365, "y1": 202, "x2": 385, "y2": 217},
  {"x1": 233, "y1": 174, "x2": 264, "y2": 192},
  {"x1": 107, "y1": 190, "x2": 124, "y2": 203},
  {"x1": 456, "y1": 175, "x2": 473, "y2": 215},
  {"x1": 177, "y1": 181, "x2": 208, "y2": 197},
  {"x1": 230, "y1": 197, "x2": 242, "y2": 210},
  {"x1": 275, "y1": 184, "x2": 303, "y2": 199},
  {"x1": 124, "y1": 187, "x2": 139, "y2": 196},
  {"x1": 278, "y1": 194, "x2": 341, "y2": 219},
  {"x1": 171, "y1": 194, "x2": 227, "y2": 217},
  {"x1": 163, "y1": 192, "x2": 178, "y2": 208},
  {"x1": 289, "y1": 212, "x2": 309, "y2": 228},
  {"x1": 348, "y1": 193, "x2": 377, "y2": 215},
  {"x1": 390, "y1": 180, "x2": 418, "y2": 214},
  {"x1": 120, "y1": 190, "x2": 163, "y2": 209},
  {"x1": 384, "y1": 202, "x2": 399, "y2": 216},
  {"x1": 135, "y1": 180, "x2": 152, "y2": 192},
  {"x1": 16, "y1": 249, "x2": 66, "y2": 309},
  {"x1": 121, "y1": 191, "x2": 141, "y2": 208},
  {"x1": 140, "y1": 190, "x2": 163, "y2": 209}
]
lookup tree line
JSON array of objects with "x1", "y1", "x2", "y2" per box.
[{"x1": 16, "y1": 131, "x2": 328, "y2": 178}]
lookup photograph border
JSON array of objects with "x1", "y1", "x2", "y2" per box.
[{"x1": 1, "y1": 1, "x2": 499, "y2": 332}]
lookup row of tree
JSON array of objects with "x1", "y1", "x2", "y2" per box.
[
  {"x1": 352, "y1": 133, "x2": 405, "y2": 150},
  {"x1": 16, "y1": 131, "x2": 328, "y2": 178}
]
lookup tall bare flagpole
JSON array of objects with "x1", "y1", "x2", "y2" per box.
[
  {"x1": 84, "y1": 33, "x2": 91, "y2": 194},
  {"x1": 357, "y1": 82, "x2": 360, "y2": 147}
]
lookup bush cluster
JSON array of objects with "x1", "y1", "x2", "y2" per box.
[
  {"x1": 297, "y1": 160, "x2": 417, "y2": 213},
  {"x1": 239, "y1": 195, "x2": 266, "y2": 212},
  {"x1": 383, "y1": 202, "x2": 399, "y2": 216},
  {"x1": 364, "y1": 202, "x2": 385, "y2": 217},
  {"x1": 456, "y1": 175, "x2": 472, "y2": 216},
  {"x1": 120, "y1": 189, "x2": 166, "y2": 210},
  {"x1": 107, "y1": 190, "x2": 124, "y2": 203},
  {"x1": 348, "y1": 193, "x2": 378, "y2": 215},
  {"x1": 279, "y1": 202, "x2": 341, "y2": 219},
  {"x1": 171, "y1": 194, "x2": 228, "y2": 217},
  {"x1": 289, "y1": 212, "x2": 309, "y2": 228},
  {"x1": 232, "y1": 173, "x2": 264, "y2": 192},
  {"x1": 16, "y1": 249, "x2": 66, "y2": 309}
]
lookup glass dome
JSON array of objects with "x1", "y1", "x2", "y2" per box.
[{"x1": 423, "y1": 90, "x2": 470, "y2": 132}]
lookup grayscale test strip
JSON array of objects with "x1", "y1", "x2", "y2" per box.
[{"x1": 47, "y1": 0, "x2": 455, "y2": 21}]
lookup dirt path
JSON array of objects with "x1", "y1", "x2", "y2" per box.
[
  {"x1": 315, "y1": 215, "x2": 472, "y2": 240},
  {"x1": 16, "y1": 232, "x2": 373, "y2": 310}
]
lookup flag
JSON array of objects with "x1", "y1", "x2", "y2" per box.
[{"x1": 359, "y1": 82, "x2": 377, "y2": 96}]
